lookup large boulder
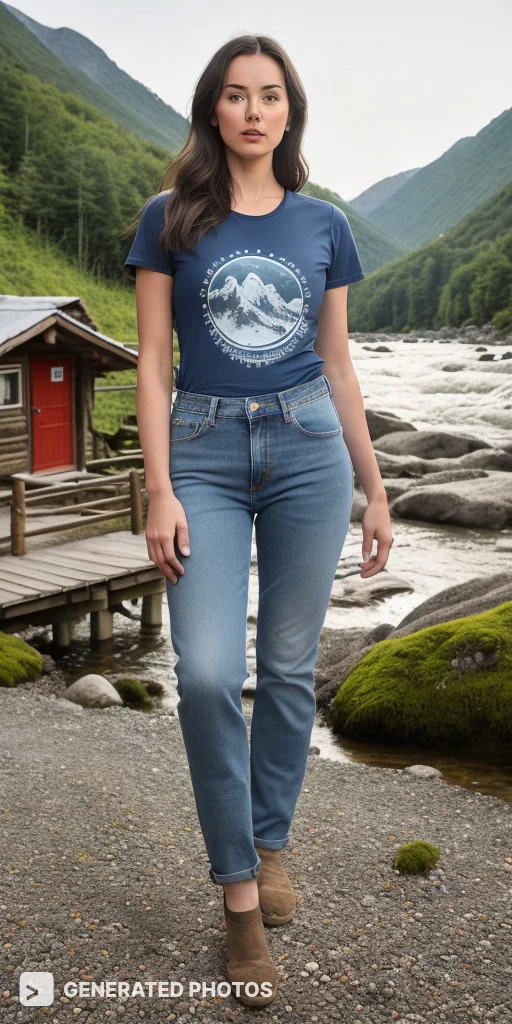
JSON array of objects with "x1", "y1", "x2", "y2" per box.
[
  {"x1": 373, "y1": 448, "x2": 512, "y2": 479},
  {"x1": 374, "y1": 430, "x2": 492, "y2": 459},
  {"x1": 373, "y1": 469, "x2": 488, "y2": 507},
  {"x1": 389, "y1": 471, "x2": 512, "y2": 528},
  {"x1": 315, "y1": 570, "x2": 512, "y2": 711},
  {"x1": 373, "y1": 451, "x2": 428, "y2": 478},
  {"x1": 315, "y1": 622, "x2": 395, "y2": 712},
  {"x1": 330, "y1": 601, "x2": 512, "y2": 762},
  {"x1": 458, "y1": 449, "x2": 512, "y2": 471},
  {"x1": 394, "y1": 468, "x2": 487, "y2": 486},
  {"x1": 392, "y1": 570, "x2": 512, "y2": 635},
  {"x1": 365, "y1": 409, "x2": 417, "y2": 441}
]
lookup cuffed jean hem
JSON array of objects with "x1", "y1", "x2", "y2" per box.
[
  {"x1": 253, "y1": 836, "x2": 289, "y2": 850},
  {"x1": 209, "y1": 855, "x2": 262, "y2": 885}
]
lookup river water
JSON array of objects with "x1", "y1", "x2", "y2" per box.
[{"x1": 22, "y1": 333, "x2": 512, "y2": 802}]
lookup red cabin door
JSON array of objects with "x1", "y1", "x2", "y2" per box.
[{"x1": 30, "y1": 358, "x2": 74, "y2": 472}]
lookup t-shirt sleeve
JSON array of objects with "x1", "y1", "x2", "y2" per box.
[
  {"x1": 325, "y1": 204, "x2": 365, "y2": 289},
  {"x1": 123, "y1": 191, "x2": 175, "y2": 279}
]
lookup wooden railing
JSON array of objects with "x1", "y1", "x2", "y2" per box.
[
  {"x1": 86, "y1": 452, "x2": 144, "y2": 471},
  {"x1": 10, "y1": 469, "x2": 144, "y2": 556}
]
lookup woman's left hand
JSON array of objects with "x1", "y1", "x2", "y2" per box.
[{"x1": 359, "y1": 496, "x2": 394, "y2": 577}]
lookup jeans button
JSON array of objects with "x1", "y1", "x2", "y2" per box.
[{"x1": 249, "y1": 402, "x2": 260, "y2": 411}]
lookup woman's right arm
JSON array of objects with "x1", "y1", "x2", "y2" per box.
[{"x1": 134, "y1": 267, "x2": 190, "y2": 584}]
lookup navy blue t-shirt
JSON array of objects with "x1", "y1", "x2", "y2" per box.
[{"x1": 124, "y1": 188, "x2": 365, "y2": 397}]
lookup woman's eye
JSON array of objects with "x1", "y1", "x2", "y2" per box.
[{"x1": 227, "y1": 93, "x2": 278, "y2": 102}]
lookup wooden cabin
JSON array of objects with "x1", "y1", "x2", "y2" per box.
[{"x1": 0, "y1": 295, "x2": 137, "y2": 482}]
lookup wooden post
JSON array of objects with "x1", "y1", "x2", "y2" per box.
[
  {"x1": 130, "y1": 469, "x2": 143, "y2": 534},
  {"x1": 91, "y1": 608, "x2": 114, "y2": 641},
  {"x1": 53, "y1": 620, "x2": 73, "y2": 647},
  {"x1": 141, "y1": 592, "x2": 162, "y2": 631},
  {"x1": 11, "y1": 479, "x2": 26, "y2": 556}
]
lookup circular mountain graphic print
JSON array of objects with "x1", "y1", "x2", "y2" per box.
[{"x1": 202, "y1": 254, "x2": 308, "y2": 366}]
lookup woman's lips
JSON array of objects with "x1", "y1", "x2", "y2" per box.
[{"x1": 241, "y1": 131, "x2": 263, "y2": 138}]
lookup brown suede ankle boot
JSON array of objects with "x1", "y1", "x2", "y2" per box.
[
  {"x1": 223, "y1": 892, "x2": 279, "y2": 1007},
  {"x1": 255, "y1": 847, "x2": 296, "y2": 926}
]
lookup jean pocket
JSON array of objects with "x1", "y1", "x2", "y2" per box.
[
  {"x1": 170, "y1": 410, "x2": 209, "y2": 442},
  {"x1": 289, "y1": 392, "x2": 342, "y2": 436}
]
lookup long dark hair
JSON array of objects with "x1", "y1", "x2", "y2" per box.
[{"x1": 129, "y1": 35, "x2": 309, "y2": 256}]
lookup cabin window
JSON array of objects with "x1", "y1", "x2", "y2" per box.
[{"x1": 0, "y1": 366, "x2": 22, "y2": 408}]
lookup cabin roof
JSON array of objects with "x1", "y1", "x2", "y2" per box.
[{"x1": 0, "y1": 295, "x2": 138, "y2": 366}]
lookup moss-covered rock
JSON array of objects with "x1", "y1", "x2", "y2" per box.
[
  {"x1": 331, "y1": 601, "x2": 512, "y2": 761},
  {"x1": 0, "y1": 632, "x2": 44, "y2": 687},
  {"x1": 393, "y1": 840, "x2": 440, "y2": 876},
  {"x1": 113, "y1": 677, "x2": 153, "y2": 710}
]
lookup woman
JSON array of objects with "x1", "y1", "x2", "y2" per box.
[{"x1": 124, "y1": 33, "x2": 393, "y2": 1008}]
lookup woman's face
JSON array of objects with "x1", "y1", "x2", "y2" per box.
[{"x1": 212, "y1": 53, "x2": 290, "y2": 160}]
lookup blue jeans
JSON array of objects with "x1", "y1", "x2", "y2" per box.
[{"x1": 166, "y1": 373, "x2": 353, "y2": 885}]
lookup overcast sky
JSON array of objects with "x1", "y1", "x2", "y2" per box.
[{"x1": 10, "y1": 0, "x2": 512, "y2": 200}]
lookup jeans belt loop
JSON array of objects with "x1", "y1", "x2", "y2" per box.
[
  {"x1": 207, "y1": 396, "x2": 219, "y2": 426},
  {"x1": 323, "y1": 373, "x2": 332, "y2": 397},
  {"x1": 277, "y1": 391, "x2": 291, "y2": 423}
]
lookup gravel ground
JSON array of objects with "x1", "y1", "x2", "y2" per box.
[{"x1": 0, "y1": 687, "x2": 511, "y2": 1024}]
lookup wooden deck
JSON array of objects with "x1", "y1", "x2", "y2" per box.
[{"x1": 0, "y1": 530, "x2": 164, "y2": 644}]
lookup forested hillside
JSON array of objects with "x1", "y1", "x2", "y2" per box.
[
  {"x1": 1, "y1": 1, "x2": 190, "y2": 152},
  {"x1": 0, "y1": 1, "x2": 189, "y2": 152},
  {"x1": 0, "y1": 54, "x2": 407, "y2": 284},
  {"x1": 366, "y1": 106, "x2": 512, "y2": 249},
  {"x1": 348, "y1": 180, "x2": 512, "y2": 332},
  {"x1": 0, "y1": 55, "x2": 174, "y2": 279}
]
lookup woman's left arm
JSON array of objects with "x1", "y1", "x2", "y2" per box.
[{"x1": 314, "y1": 285, "x2": 394, "y2": 578}]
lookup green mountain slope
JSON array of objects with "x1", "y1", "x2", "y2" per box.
[
  {"x1": 0, "y1": 53, "x2": 178, "y2": 280},
  {"x1": 0, "y1": 1, "x2": 189, "y2": 152},
  {"x1": 347, "y1": 179, "x2": 512, "y2": 332},
  {"x1": 299, "y1": 181, "x2": 409, "y2": 275},
  {"x1": 348, "y1": 167, "x2": 421, "y2": 217},
  {"x1": 0, "y1": 53, "x2": 407, "y2": 282},
  {"x1": 366, "y1": 106, "x2": 512, "y2": 248}
]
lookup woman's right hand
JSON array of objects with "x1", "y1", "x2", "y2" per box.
[{"x1": 145, "y1": 488, "x2": 190, "y2": 584}]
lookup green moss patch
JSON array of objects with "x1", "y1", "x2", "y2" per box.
[
  {"x1": 0, "y1": 632, "x2": 44, "y2": 687},
  {"x1": 331, "y1": 601, "x2": 512, "y2": 761},
  {"x1": 393, "y1": 840, "x2": 440, "y2": 876},
  {"x1": 113, "y1": 677, "x2": 154, "y2": 710}
]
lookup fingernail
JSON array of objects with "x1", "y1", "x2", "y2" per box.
[
  {"x1": 362, "y1": 552, "x2": 371, "y2": 563},
  {"x1": 182, "y1": 546, "x2": 190, "y2": 555}
]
